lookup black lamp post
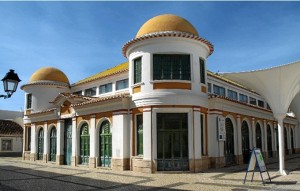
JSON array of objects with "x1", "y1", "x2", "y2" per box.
[{"x1": 0, "y1": 69, "x2": 21, "y2": 99}]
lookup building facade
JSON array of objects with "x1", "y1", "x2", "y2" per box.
[{"x1": 21, "y1": 14, "x2": 299, "y2": 173}]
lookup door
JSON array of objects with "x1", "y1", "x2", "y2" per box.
[
  {"x1": 37, "y1": 128, "x2": 44, "y2": 160},
  {"x1": 241, "y1": 121, "x2": 250, "y2": 164},
  {"x1": 224, "y1": 118, "x2": 235, "y2": 166},
  {"x1": 256, "y1": 123, "x2": 262, "y2": 150},
  {"x1": 291, "y1": 129, "x2": 295, "y2": 154},
  {"x1": 267, "y1": 125, "x2": 273, "y2": 158},
  {"x1": 80, "y1": 124, "x2": 90, "y2": 165},
  {"x1": 157, "y1": 113, "x2": 189, "y2": 171},
  {"x1": 64, "y1": 119, "x2": 72, "y2": 165},
  {"x1": 284, "y1": 128, "x2": 288, "y2": 155},
  {"x1": 99, "y1": 121, "x2": 112, "y2": 167},
  {"x1": 50, "y1": 127, "x2": 57, "y2": 162}
]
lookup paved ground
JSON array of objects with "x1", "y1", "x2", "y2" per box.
[{"x1": 0, "y1": 155, "x2": 299, "y2": 191}]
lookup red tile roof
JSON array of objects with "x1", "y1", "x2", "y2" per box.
[{"x1": 0, "y1": 120, "x2": 23, "y2": 135}]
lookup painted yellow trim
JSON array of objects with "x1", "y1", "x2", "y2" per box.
[
  {"x1": 201, "y1": 85, "x2": 207, "y2": 93},
  {"x1": 133, "y1": 86, "x2": 141, "y2": 94},
  {"x1": 153, "y1": 82, "x2": 191, "y2": 90}
]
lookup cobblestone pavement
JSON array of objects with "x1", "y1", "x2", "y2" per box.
[{"x1": 0, "y1": 155, "x2": 299, "y2": 191}]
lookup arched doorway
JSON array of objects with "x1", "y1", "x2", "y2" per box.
[
  {"x1": 267, "y1": 125, "x2": 273, "y2": 158},
  {"x1": 224, "y1": 118, "x2": 235, "y2": 166},
  {"x1": 37, "y1": 128, "x2": 44, "y2": 160},
  {"x1": 99, "y1": 120, "x2": 112, "y2": 167},
  {"x1": 284, "y1": 128, "x2": 288, "y2": 155},
  {"x1": 242, "y1": 121, "x2": 250, "y2": 164},
  {"x1": 50, "y1": 127, "x2": 57, "y2": 162},
  {"x1": 256, "y1": 123, "x2": 262, "y2": 150},
  {"x1": 291, "y1": 129, "x2": 295, "y2": 154},
  {"x1": 80, "y1": 123, "x2": 90, "y2": 165},
  {"x1": 64, "y1": 119, "x2": 72, "y2": 165}
]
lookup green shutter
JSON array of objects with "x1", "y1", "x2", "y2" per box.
[{"x1": 134, "y1": 57, "x2": 142, "y2": 84}]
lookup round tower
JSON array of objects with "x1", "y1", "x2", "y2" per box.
[
  {"x1": 21, "y1": 67, "x2": 71, "y2": 114},
  {"x1": 123, "y1": 14, "x2": 214, "y2": 107}
]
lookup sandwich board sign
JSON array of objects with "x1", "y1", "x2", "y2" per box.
[{"x1": 243, "y1": 148, "x2": 271, "y2": 185}]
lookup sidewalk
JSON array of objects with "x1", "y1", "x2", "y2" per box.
[{"x1": 0, "y1": 154, "x2": 299, "y2": 191}]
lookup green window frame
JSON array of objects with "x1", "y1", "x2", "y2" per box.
[
  {"x1": 136, "y1": 114, "x2": 143, "y2": 156},
  {"x1": 153, "y1": 54, "x2": 191, "y2": 81},
  {"x1": 200, "y1": 58, "x2": 205, "y2": 84},
  {"x1": 134, "y1": 57, "x2": 142, "y2": 84},
  {"x1": 26, "y1": 93, "x2": 32, "y2": 109}
]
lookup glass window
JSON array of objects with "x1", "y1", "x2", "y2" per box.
[
  {"x1": 239, "y1": 93, "x2": 248, "y2": 103},
  {"x1": 207, "y1": 83, "x2": 212, "y2": 93},
  {"x1": 200, "y1": 58, "x2": 205, "y2": 84},
  {"x1": 136, "y1": 114, "x2": 143, "y2": 156},
  {"x1": 213, "y1": 85, "x2": 225, "y2": 96},
  {"x1": 116, "y1": 79, "x2": 129, "y2": 90},
  {"x1": 85, "y1": 87, "x2": 96, "y2": 96},
  {"x1": 28, "y1": 127, "x2": 31, "y2": 151},
  {"x1": 1, "y1": 140, "x2": 12, "y2": 151},
  {"x1": 249, "y1": 97, "x2": 257, "y2": 105},
  {"x1": 73, "y1": 91, "x2": 82, "y2": 95},
  {"x1": 99, "y1": 83, "x2": 112, "y2": 94},
  {"x1": 267, "y1": 103, "x2": 271, "y2": 110},
  {"x1": 134, "y1": 57, "x2": 142, "y2": 84},
  {"x1": 153, "y1": 54, "x2": 190, "y2": 81},
  {"x1": 227, "y1": 90, "x2": 238, "y2": 100},
  {"x1": 258, "y1": 100, "x2": 264, "y2": 108},
  {"x1": 26, "y1": 93, "x2": 32, "y2": 109}
]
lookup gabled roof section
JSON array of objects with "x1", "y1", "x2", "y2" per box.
[
  {"x1": 0, "y1": 120, "x2": 23, "y2": 135},
  {"x1": 72, "y1": 92, "x2": 130, "y2": 107},
  {"x1": 50, "y1": 92, "x2": 95, "y2": 105},
  {"x1": 72, "y1": 62, "x2": 129, "y2": 87}
]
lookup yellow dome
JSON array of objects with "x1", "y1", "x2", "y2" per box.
[
  {"x1": 136, "y1": 14, "x2": 199, "y2": 38},
  {"x1": 29, "y1": 67, "x2": 69, "y2": 84}
]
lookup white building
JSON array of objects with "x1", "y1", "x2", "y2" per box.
[{"x1": 21, "y1": 14, "x2": 299, "y2": 173}]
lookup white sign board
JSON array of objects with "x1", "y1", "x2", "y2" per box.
[
  {"x1": 217, "y1": 116, "x2": 226, "y2": 141},
  {"x1": 247, "y1": 148, "x2": 266, "y2": 172}
]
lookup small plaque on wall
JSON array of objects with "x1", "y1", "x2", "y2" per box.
[{"x1": 217, "y1": 116, "x2": 226, "y2": 141}]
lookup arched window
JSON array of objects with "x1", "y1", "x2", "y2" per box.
[
  {"x1": 80, "y1": 123, "x2": 90, "y2": 165},
  {"x1": 256, "y1": 123, "x2": 262, "y2": 150},
  {"x1": 99, "y1": 120, "x2": 112, "y2": 167},
  {"x1": 224, "y1": 118, "x2": 235, "y2": 166},
  {"x1": 242, "y1": 121, "x2": 250, "y2": 164},
  {"x1": 50, "y1": 127, "x2": 57, "y2": 162},
  {"x1": 267, "y1": 125, "x2": 273, "y2": 158},
  {"x1": 37, "y1": 128, "x2": 44, "y2": 160}
]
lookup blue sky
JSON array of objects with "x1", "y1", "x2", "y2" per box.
[{"x1": 1, "y1": 1, "x2": 300, "y2": 111}]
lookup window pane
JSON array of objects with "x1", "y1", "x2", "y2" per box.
[
  {"x1": 73, "y1": 91, "x2": 82, "y2": 95},
  {"x1": 228, "y1": 90, "x2": 238, "y2": 100},
  {"x1": 26, "y1": 94, "x2": 32, "y2": 109},
  {"x1": 208, "y1": 83, "x2": 212, "y2": 93},
  {"x1": 99, "y1": 83, "x2": 112, "y2": 94},
  {"x1": 213, "y1": 85, "x2": 225, "y2": 96},
  {"x1": 116, "y1": 79, "x2": 129, "y2": 90},
  {"x1": 200, "y1": 58, "x2": 205, "y2": 84},
  {"x1": 153, "y1": 54, "x2": 190, "y2": 80},
  {"x1": 85, "y1": 87, "x2": 96, "y2": 96},
  {"x1": 258, "y1": 100, "x2": 264, "y2": 108},
  {"x1": 249, "y1": 97, "x2": 256, "y2": 105},
  {"x1": 134, "y1": 57, "x2": 142, "y2": 84},
  {"x1": 239, "y1": 93, "x2": 248, "y2": 103}
]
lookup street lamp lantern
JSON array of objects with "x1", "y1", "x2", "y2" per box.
[{"x1": 1, "y1": 69, "x2": 21, "y2": 99}]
